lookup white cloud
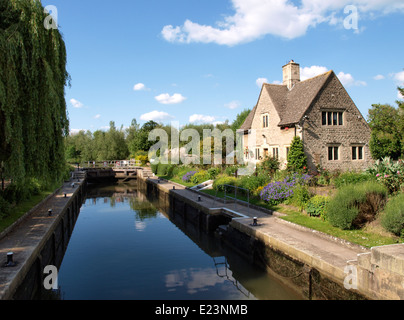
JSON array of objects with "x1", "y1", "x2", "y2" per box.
[
  {"x1": 256, "y1": 77, "x2": 268, "y2": 87},
  {"x1": 140, "y1": 110, "x2": 174, "y2": 122},
  {"x1": 70, "y1": 129, "x2": 86, "y2": 135},
  {"x1": 225, "y1": 100, "x2": 241, "y2": 109},
  {"x1": 337, "y1": 71, "x2": 367, "y2": 87},
  {"x1": 393, "y1": 71, "x2": 404, "y2": 84},
  {"x1": 70, "y1": 98, "x2": 83, "y2": 108},
  {"x1": 133, "y1": 83, "x2": 148, "y2": 91},
  {"x1": 300, "y1": 65, "x2": 329, "y2": 81},
  {"x1": 161, "y1": 0, "x2": 404, "y2": 46},
  {"x1": 373, "y1": 74, "x2": 385, "y2": 80},
  {"x1": 94, "y1": 114, "x2": 101, "y2": 119},
  {"x1": 189, "y1": 114, "x2": 216, "y2": 124},
  {"x1": 155, "y1": 93, "x2": 187, "y2": 105},
  {"x1": 398, "y1": 90, "x2": 404, "y2": 100}
]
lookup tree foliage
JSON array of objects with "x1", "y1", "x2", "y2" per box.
[
  {"x1": 367, "y1": 103, "x2": 402, "y2": 160},
  {"x1": 287, "y1": 136, "x2": 307, "y2": 172},
  {"x1": 0, "y1": 0, "x2": 69, "y2": 185}
]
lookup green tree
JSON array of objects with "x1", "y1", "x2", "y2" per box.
[
  {"x1": 287, "y1": 136, "x2": 307, "y2": 172},
  {"x1": 367, "y1": 104, "x2": 401, "y2": 160},
  {"x1": 397, "y1": 86, "x2": 404, "y2": 156},
  {"x1": 231, "y1": 108, "x2": 251, "y2": 133},
  {"x1": 0, "y1": 0, "x2": 69, "y2": 185}
]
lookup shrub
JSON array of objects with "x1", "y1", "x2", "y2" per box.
[
  {"x1": 327, "y1": 181, "x2": 388, "y2": 230},
  {"x1": 182, "y1": 171, "x2": 197, "y2": 182},
  {"x1": 257, "y1": 156, "x2": 280, "y2": 175},
  {"x1": 213, "y1": 175, "x2": 239, "y2": 192},
  {"x1": 306, "y1": 195, "x2": 329, "y2": 219},
  {"x1": 207, "y1": 167, "x2": 220, "y2": 180},
  {"x1": 191, "y1": 170, "x2": 209, "y2": 184},
  {"x1": 366, "y1": 157, "x2": 404, "y2": 193},
  {"x1": 157, "y1": 163, "x2": 170, "y2": 176},
  {"x1": 238, "y1": 174, "x2": 271, "y2": 194},
  {"x1": 253, "y1": 186, "x2": 264, "y2": 198},
  {"x1": 224, "y1": 166, "x2": 238, "y2": 176},
  {"x1": 333, "y1": 171, "x2": 376, "y2": 188},
  {"x1": 381, "y1": 193, "x2": 404, "y2": 236},
  {"x1": 0, "y1": 195, "x2": 11, "y2": 220},
  {"x1": 2, "y1": 183, "x2": 30, "y2": 204},
  {"x1": 260, "y1": 173, "x2": 312, "y2": 206},
  {"x1": 287, "y1": 136, "x2": 307, "y2": 172},
  {"x1": 289, "y1": 185, "x2": 312, "y2": 211},
  {"x1": 260, "y1": 178, "x2": 296, "y2": 206}
]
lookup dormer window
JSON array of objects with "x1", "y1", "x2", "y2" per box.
[{"x1": 322, "y1": 111, "x2": 343, "y2": 126}]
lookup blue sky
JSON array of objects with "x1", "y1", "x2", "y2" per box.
[{"x1": 40, "y1": 0, "x2": 404, "y2": 133}]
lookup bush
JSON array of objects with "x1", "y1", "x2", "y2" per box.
[
  {"x1": 306, "y1": 195, "x2": 329, "y2": 219},
  {"x1": 381, "y1": 193, "x2": 404, "y2": 236},
  {"x1": 2, "y1": 183, "x2": 30, "y2": 204},
  {"x1": 287, "y1": 136, "x2": 307, "y2": 172},
  {"x1": 366, "y1": 157, "x2": 404, "y2": 194},
  {"x1": 191, "y1": 170, "x2": 209, "y2": 184},
  {"x1": 260, "y1": 178, "x2": 296, "y2": 206},
  {"x1": 289, "y1": 185, "x2": 312, "y2": 211},
  {"x1": 207, "y1": 167, "x2": 220, "y2": 180},
  {"x1": 213, "y1": 175, "x2": 239, "y2": 192},
  {"x1": 224, "y1": 166, "x2": 238, "y2": 176},
  {"x1": 182, "y1": 171, "x2": 197, "y2": 182},
  {"x1": 257, "y1": 156, "x2": 280, "y2": 175},
  {"x1": 333, "y1": 171, "x2": 376, "y2": 188},
  {"x1": 0, "y1": 195, "x2": 11, "y2": 220},
  {"x1": 327, "y1": 181, "x2": 388, "y2": 230},
  {"x1": 157, "y1": 163, "x2": 171, "y2": 176},
  {"x1": 238, "y1": 174, "x2": 271, "y2": 194}
]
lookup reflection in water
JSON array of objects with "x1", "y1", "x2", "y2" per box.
[{"x1": 56, "y1": 183, "x2": 301, "y2": 300}]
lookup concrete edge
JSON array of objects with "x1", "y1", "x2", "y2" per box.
[
  {"x1": 229, "y1": 218, "x2": 348, "y2": 283},
  {"x1": 0, "y1": 185, "x2": 64, "y2": 242},
  {"x1": 152, "y1": 176, "x2": 368, "y2": 253}
]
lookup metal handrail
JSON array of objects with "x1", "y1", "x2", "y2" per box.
[
  {"x1": 80, "y1": 160, "x2": 142, "y2": 169},
  {"x1": 223, "y1": 184, "x2": 250, "y2": 211}
]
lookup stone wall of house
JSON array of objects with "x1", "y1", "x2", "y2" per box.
[
  {"x1": 246, "y1": 87, "x2": 299, "y2": 167},
  {"x1": 303, "y1": 72, "x2": 372, "y2": 172}
]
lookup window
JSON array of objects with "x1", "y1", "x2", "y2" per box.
[
  {"x1": 322, "y1": 112, "x2": 327, "y2": 126},
  {"x1": 322, "y1": 111, "x2": 344, "y2": 126},
  {"x1": 262, "y1": 114, "x2": 269, "y2": 128},
  {"x1": 352, "y1": 146, "x2": 364, "y2": 160},
  {"x1": 328, "y1": 146, "x2": 339, "y2": 161},
  {"x1": 255, "y1": 148, "x2": 260, "y2": 160},
  {"x1": 272, "y1": 147, "x2": 279, "y2": 159}
]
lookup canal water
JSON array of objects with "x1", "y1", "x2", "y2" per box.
[{"x1": 56, "y1": 184, "x2": 302, "y2": 300}]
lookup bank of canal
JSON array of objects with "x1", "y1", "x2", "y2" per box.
[
  {"x1": 2, "y1": 169, "x2": 404, "y2": 300},
  {"x1": 56, "y1": 184, "x2": 301, "y2": 300}
]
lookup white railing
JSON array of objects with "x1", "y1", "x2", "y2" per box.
[{"x1": 81, "y1": 160, "x2": 142, "y2": 169}]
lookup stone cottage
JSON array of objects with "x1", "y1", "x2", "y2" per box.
[{"x1": 239, "y1": 60, "x2": 372, "y2": 172}]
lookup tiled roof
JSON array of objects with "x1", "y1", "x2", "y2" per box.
[
  {"x1": 239, "y1": 104, "x2": 257, "y2": 130},
  {"x1": 240, "y1": 70, "x2": 333, "y2": 129}
]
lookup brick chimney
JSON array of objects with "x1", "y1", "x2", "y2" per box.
[{"x1": 282, "y1": 60, "x2": 300, "y2": 90}]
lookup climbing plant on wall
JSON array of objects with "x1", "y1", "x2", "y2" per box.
[{"x1": 0, "y1": 0, "x2": 69, "y2": 185}]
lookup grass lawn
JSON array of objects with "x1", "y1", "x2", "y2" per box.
[{"x1": 0, "y1": 190, "x2": 55, "y2": 234}]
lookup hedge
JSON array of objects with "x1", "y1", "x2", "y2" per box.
[{"x1": 381, "y1": 193, "x2": 404, "y2": 236}]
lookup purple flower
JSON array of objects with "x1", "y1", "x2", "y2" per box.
[{"x1": 182, "y1": 171, "x2": 197, "y2": 182}]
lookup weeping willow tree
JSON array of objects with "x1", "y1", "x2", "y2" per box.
[{"x1": 0, "y1": 0, "x2": 69, "y2": 186}]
